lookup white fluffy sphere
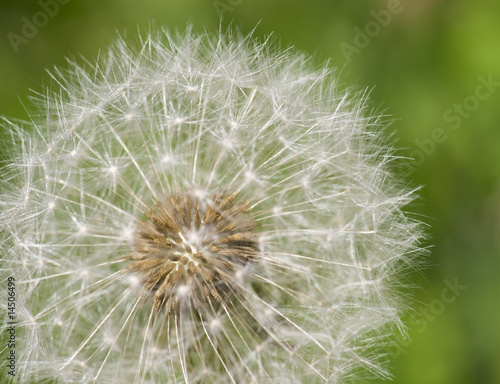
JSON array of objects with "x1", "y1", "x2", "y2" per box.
[{"x1": 0, "y1": 27, "x2": 423, "y2": 383}]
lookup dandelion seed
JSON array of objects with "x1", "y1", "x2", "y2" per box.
[{"x1": 0, "y1": 27, "x2": 424, "y2": 383}]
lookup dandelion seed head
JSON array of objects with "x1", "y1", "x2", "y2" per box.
[
  {"x1": 107, "y1": 165, "x2": 118, "y2": 175},
  {"x1": 126, "y1": 274, "x2": 141, "y2": 288},
  {"x1": 0, "y1": 27, "x2": 425, "y2": 384},
  {"x1": 125, "y1": 113, "x2": 137, "y2": 121},
  {"x1": 77, "y1": 225, "x2": 88, "y2": 235},
  {"x1": 161, "y1": 154, "x2": 172, "y2": 164}
]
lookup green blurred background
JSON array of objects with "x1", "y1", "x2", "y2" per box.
[{"x1": 0, "y1": 1, "x2": 499, "y2": 383}]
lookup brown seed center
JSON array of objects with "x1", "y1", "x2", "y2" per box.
[{"x1": 125, "y1": 191, "x2": 258, "y2": 314}]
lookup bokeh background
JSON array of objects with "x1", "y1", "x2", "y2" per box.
[{"x1": 0, "y1": 1, "x2": 499, "y2": 383}]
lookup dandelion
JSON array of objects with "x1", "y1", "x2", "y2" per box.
[{"x1": 0, "y1": 27, "x2": 424, "y2": 383}]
